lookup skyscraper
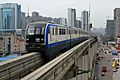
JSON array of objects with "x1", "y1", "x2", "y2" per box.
[
  {"x1": 21, "y1": 12, "x2": 26, "y2": 30},
  {"x1": 81, "y1": 10, "x2": 88, "y2": 31},
  {"x1": 114, "y1": 8, "x2": 120, "y2": 39},
  {"x1": 21, "y1": 12, "x2": 26, "y2": 36},
  {"x1": 106, "y1": 20, "x2": 114, "y2": 36},
  {"x1": 0, "y1": 3, "x2": 21, "y2": 30},
  {"x1": 105, "y1": 20, "x2": 114, "y2": 40},
  {"x1": 68, "y1": 8, "x2": 76, "y2": 27}
]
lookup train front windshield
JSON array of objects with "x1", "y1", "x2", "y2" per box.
[
  {"x1": 27, "y1": 24, "x2": 46, "y2": 35},
  {"x1": 26, "y1": 23, "x2": 46, "y2": 43},
  {"x1": 27, "y1": 26, "x2": 35, "y2": 35}
]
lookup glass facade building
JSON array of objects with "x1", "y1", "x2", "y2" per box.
[
  {"x1": 0, "y1": 3, "x2": 21, "y2": 30},
  {"x1": 81, "y1": 10, "x2": 88, "y2": 32}
]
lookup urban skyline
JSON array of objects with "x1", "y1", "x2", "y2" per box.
[
  {"x1": 0, "y1": 1, "x2": 120, "y2": 80},
  {"x1": 1, "y1": 0, "x2": 120, "y2": 28}
]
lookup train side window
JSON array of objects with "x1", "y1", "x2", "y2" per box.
[
  {"x1": 52, "y1": 28, "x2": 54, "y2": 35},
  {"x1": 63, "y1": 29, "x2": 65, "y2": 35},
  {"x1": 62, "y1": 29, "x2": 65, "y2": 35},
  {"x1": 59, "y1": 29, "x2": 60, "y2": 35},
  {"x1": 59, "y1": 29, "x2": 62, "y2": 35},
  {"x1": 69, "y1": 30, "x2": 70, "y2": 34},
  {"x1": 61, "y1": 29, "x2": 62, "y2": 35},
  {"x1": 55, "y1": 27, "x2": 58, "y2": 35},
  {"x1": 59, "y1": 29, "x2": 61, "y2": 35}
]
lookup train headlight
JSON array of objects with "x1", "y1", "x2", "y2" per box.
[
  {"x1": 26, "y1": 38, "x2": 29, "y2": 41},
  {"x1": 36, "y1": 38, "x2": 40, "y2": 42}
]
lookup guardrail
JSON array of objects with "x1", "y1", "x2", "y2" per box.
[
  {"x1": 22, "y1": 39, "x2": 95, "y2": 80},
  {"x1": 0, "y1": 52, "x2": 43, "y2": 80}
]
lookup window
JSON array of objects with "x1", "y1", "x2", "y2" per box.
[
  {"x1": 55, "y1": 27, "x2": 58, "y2": 35},
  {"x1": 35, "y1": 27, "x2": 40, "y2": 35},
  {"x1": 63, "y1": 29, "x2": 65, "y2": 35},
  {"x1": 52, "y1": 28, "x2": 54, "y2": 35},
  {"x1": 69, "y1": 30, "x2": 70, "y2": 34},
  {"x1": 75, "y1": 30, "x2": 77, "y2": 34},
  {"x1": 59, "y1": 29, "x2": 61, "y2": 35},
  {"x1": 58, "y1": 29, "x2": 66, "y2": 35},
  {"x1": 27, "y1": 26, "x2": 35, "y2": 35}
]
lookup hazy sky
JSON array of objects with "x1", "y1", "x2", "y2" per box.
[{"x1": 1, "y1": 0, "x2": 120, "y2": 28}]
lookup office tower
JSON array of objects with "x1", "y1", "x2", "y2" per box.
[
  {"x1": 81, "y1": 10, "x2": 88, "y2": 31},
  {"x1": 106, "y1": 20, "x2": 114, "y2": 36},
  {"x1": 114, "y1": 8, "x2": 120, "y2": 38},
  {"x1": 0, "y1": 3, "x2": 21, "y2": 30},
  {"x1": 68, "y1": 8, "x2": 76, "y2": 27},
  {"x1": 21, "y1": 12, "x2": 26, "y2": 30}
]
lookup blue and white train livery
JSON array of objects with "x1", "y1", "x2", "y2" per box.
[{"x1": 26, "y1": 22, "x2": 89, "y2": 61}]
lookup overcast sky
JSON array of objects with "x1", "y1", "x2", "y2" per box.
[{"x1": 1, "y1": 0, "x2": 120, "y2": 28}]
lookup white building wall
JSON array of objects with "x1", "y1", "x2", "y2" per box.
[{"x1": 68, "y1": 8, "x2": 76, "y2": 27}]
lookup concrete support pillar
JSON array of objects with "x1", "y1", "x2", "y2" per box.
[
  {"x1": 79, "y1": 56, "x2": 83, "y2": 80},
  {"x1": 84, "y1": 54, "x2": 88, "y2": 80},
  {"x1": 62, "y1": 42, "x2": 98, "y2": 80},
  {"x1": 82, "y1": 56, "x2": 85, "y2": 80}
]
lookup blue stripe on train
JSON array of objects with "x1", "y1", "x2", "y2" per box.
[{"x1": 46, "y1": 37, "x2": 81, "y2": 48}]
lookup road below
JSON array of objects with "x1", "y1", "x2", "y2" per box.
[
  {"x1": 113, "y1": 54, "x2": 120, "y2": 80},
  {"x1": 94, "y1": 45, "x2": 113, "y2": 80}
]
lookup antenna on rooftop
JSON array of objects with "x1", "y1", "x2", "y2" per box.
[
  {"x1": 89, "y1": 3, "x2": 91, "y2": 22},
  {"x1": 27, "y1": 6, "x2": 30, "y2": 17}
]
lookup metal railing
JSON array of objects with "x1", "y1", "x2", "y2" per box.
[{"x1": 0, "y1": 52, "x2": 43, "y2": 80}]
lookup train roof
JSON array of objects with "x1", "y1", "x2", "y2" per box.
[
  {"x1": 27, "y1": 22, "x2": 82, "y2": 30},
  {"x1": 28, "y1": 22, "x2": 47, "y2": 25}
]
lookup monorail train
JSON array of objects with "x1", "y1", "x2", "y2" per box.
[{"x1": 26, "y1": 22, "x2": 89, "y2": 61}]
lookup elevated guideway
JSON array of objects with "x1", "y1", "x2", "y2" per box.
[
  {"x1": 0, "y1": 38, "x2": 97, "y2": 80},
  {"x1": 22, "y1": 38, "x2": 97, "y2": 80}
]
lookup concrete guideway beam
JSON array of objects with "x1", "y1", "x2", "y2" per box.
[
  {"x1": 22, "y1": 38, "x2": 96, "y2": 80},
  {"x1": 0, "y1": 52, "x2": 43, "y2": 80}
]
